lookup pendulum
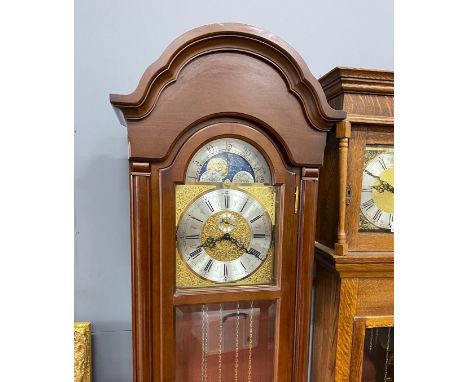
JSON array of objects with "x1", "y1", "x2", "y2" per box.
[
  {"x1": 234, "y1": 303, "x2": 240, "y2": 382},
  {"x1": 375, "y1": 328, "x2": 379, "y2": 349},
  {"x1": 218, "y1": 304, "x2": 223, "y2": 382},
  {"x1": 201, "y1": 305, "x2": 209, "y2": 382},
  {"x1": 248, "y1": 301, "x2": 254, "y2": 382},
  {"x1": 369, "y1": 328, "x2": 374, "y2": 352},
  {"x1": 383, "y1": 327, "x2": 392, "y2": 381}
]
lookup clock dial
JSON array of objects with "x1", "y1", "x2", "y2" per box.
[
  {"x1": 177, "y1": 188, "x2": 272, "y2": 283},
  {"x1": 185, "y1": 138, "x2": 271, "y2": 184},
  {"x1": 360, "y1": 148, "x2": 394, "y2": 231}
]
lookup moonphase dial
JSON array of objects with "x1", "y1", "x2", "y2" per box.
[
  {"x1": 176, "y1": 188, "x2": 273, "y2": 283},
  {"x1": 185, "y1": 138, "x2": 272, "y2": 184}
]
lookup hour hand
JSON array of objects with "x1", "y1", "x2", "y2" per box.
[
  {"x1": 199, "y1": 237, "x2": 218, "y2": 249},
  {"x1": 383, "y1": 182, "x2": 394, "y2": 193},
  {"x1": 372, "y1": 181, "x2": 394, "y2": 194},
  {"x1": 366, "y1": 170, "x2": 394, "y2": 193}
]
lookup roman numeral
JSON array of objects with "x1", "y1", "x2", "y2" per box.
[
  {"x1": 250, "y1": 215, "x2": 263, "y2": 223},
  {"x1": 205, "y1": 200, "x2": 214, "y2": 212},
  {"x1": 189, "y1": 215, "x2": 203, "y2": 223},
  {"x1": 372, "y1": 209, "x2": 382, "y2": 222},
  {"x1": 204, "y1": 259, "x2": 213, "y2": 273},
  {"x1": 362, "y1": 199, "x2": 375, "y2": 211},
  {"x1": 185, "y1": 235, "x2": 199, "y2": 240},
  {"x1": 188, "y1": 248, "x2": 202, "y2": 259},
  {"x1": 240, "y1": 261, "x2": 246, "y2": 270},
  {"x1": 378, "y1": 157, "x2": 387, "y2": 170},
  {"x1": 240, "y1": 200, "x2": 248, "y2": 213},
  {"x1": 247, "y1": 248, "x2": 261, "y2": 259},
  {"x1": 362, "y1": 187, "x2": 373, "y2": 192},
  {"x1": 224, "y1": 264, "x2": 228, "y2": 279},
  {"x1": 253, "y1": 233, "x2": 266, "y2": 239},
  {"x1": 224, "y1": 194, "x2": 230, "y2": 209}
]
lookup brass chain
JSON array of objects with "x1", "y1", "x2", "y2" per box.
[
  {"x1": 234, "y1": 303, "x2": 240, "y2": 382},
  {"x1": 248, "y1": 301, "x2": 254, "y2": 382},
  {"x1": 218, "y1": 304, "x2": 223, "y2": 382}
]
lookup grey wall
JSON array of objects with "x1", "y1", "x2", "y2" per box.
[{"x1": 75, "y1": 1, "x2": 393, "y2": 380}]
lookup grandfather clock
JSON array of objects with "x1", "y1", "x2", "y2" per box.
[
  {"x1": 110, "y1": 24, "x2": 345, "y2": 381},
  {"x1": 312, "y1": 68, "x2": 394, "y2": 381}
]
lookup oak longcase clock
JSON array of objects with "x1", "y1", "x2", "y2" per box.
[
  {"x1": 110, "y1": 24, "x2": 345, "y2": 381},
  {"x1": 312, "y1": 68, "x2": 394, "y2": 382}
]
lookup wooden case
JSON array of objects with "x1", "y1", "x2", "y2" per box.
[
  {"x1": 311, "y1": 68, "x2": 394, "y2": 381},
  {"x1": 110, "y1": 24, "x2": 345, "y2": 381}
]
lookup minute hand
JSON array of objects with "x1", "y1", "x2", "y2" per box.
[{"x1": 225, "y1": 234, "x2": 249, "y2": 252}]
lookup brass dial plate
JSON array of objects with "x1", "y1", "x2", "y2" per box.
[{"x1": 176, "y1": 184, "x2": 276, "y2": 288}]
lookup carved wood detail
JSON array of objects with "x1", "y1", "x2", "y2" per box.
[
  {"x1": 110, "y1": 24, "x2": 346, "y2": 165},
  {"x1": 110, "y1": 24, "x2": 344, "y2": 129},
  {"x1": 335, "y1": 121, "x2": 351, "y2": 256},
  {"x1": 319, "y1": 67, "x2": 393, "y2": 118}
]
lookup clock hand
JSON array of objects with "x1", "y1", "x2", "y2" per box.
[
  {"x1": 372, "y1": 181, "x2": 394, "y2": 194},
  {"x1": 220, "y1": 217, "x2": 236, "y2": 227},
  {"x1": 365, "y1": 169, "x2": 381, "y2": 180},
  {"x1": 198, "y1": 237, "x2": 218, "y2": 249},
  {"x1": 225, "y1": 234, "x2": 249, "y2": 252},
  {"x1": 199, "y1": 233, "x2": 232, "y2": 248},
  {"x1": 365, "y1": 170, "x2": 394, "y2": 193}
]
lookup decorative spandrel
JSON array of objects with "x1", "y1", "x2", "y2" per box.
[
  {"x1": 362, "y1": 327, "x2": 394, "y2": 382},
  {"x1": 176, "y1": 184, "x2": 277, "y2": 288},
  {"x1": 175, "y1": 300, "x2": 276, "y2": 382}
]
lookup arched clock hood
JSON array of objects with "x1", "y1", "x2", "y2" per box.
[{"x1": 110, "y1": 23, "x2": 346, "y2": 167}]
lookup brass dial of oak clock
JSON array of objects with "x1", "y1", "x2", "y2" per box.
[
  {"x1": 186, "y1": 138, "x2": 272, "y2": 184},
  {"x1": 359, "y1": 146, "x2": 394, "y2": 232},
  {"x1": 177, "y1": 188, "x2": 273, "y2": 283}
]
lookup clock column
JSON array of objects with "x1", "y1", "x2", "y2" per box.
[{"x1": 129, "y1": 162, "x2": 153, "y2": 381}]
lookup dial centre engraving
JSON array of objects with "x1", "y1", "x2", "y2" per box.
[{"x1": 201, "y1": 210, "x2": 251, "y2": 262}]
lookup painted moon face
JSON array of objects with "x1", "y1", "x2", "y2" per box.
[
  {"x1": 232, "y1": 171, "x2": 255, "y2": 183},
  {"x1": 206, "y1": 157, "x2": 229, "y2": 178},
  {"x1": 200, "y1": 170, "x2": 223, "y2": 182}
]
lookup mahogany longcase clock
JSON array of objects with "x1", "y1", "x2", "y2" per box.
[{"x1": 110, "y1": 24, "x2": 345, "y2": 382}]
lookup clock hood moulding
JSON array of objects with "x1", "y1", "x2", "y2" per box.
[{"x1": 110, "y1": 23, "x2": 346, "y2": 166}]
